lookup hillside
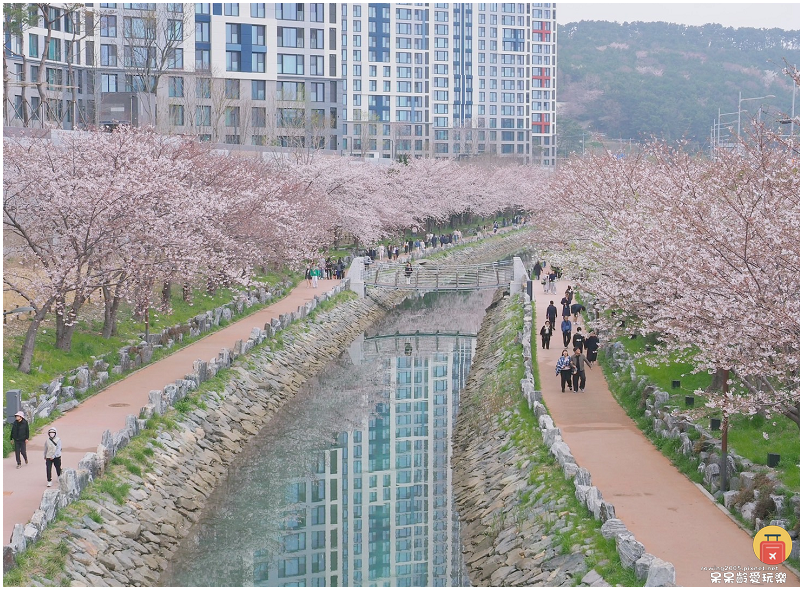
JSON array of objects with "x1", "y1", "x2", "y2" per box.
[{"x1": 556, "y1": 21, "x2": 800, "y2": 154}]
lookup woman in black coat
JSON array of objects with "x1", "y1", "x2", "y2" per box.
[{"x1": 539, "y1": 321, "x2": 553, "y2": 349}]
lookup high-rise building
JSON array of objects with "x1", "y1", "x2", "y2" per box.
[{"x1": 3, "y1": 3, "x2": 556, "y2": 165}]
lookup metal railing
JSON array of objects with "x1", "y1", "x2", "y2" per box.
[{"x1": 363, "y1": 260, "x2": 514, "y2": 291}]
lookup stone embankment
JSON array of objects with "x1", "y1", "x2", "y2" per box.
[
  {"x1": 6, "y1": 230, "x2": 531, "y2": 586},
  {"x1": 452, "y1": 292, "x2": 675, "y2": 587}
]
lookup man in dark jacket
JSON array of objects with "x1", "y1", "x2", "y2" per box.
[
  {"x1": 572, "y1": 327, "x2": 586, "y2": 354},
  {"x1": 571, "y1": 301, "x2": 585, "y2": 323},
  {"x1": 10, "y1": 411, "x2": 29, "y2": 468},
  {"x1": 546, "y1": 301, "x2": 558, "y2": 327}
]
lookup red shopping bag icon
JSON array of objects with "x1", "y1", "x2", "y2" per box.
[{"x1": 759, "y1": 534, "x2": 786, "y2": 565}]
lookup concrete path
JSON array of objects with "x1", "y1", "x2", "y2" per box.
[
  {"x1": 3, "y1": 280, "x2": 328, "y2": 542},
  {"x1": 532, "y1": 274, "x2": 799, "y2": 586}
]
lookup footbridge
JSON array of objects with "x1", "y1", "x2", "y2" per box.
[
  {"x1": 350, "y1": 257, "x2": 529, "y2": 297},
  {"x1": 361, "y1": 331, "x2": 477, "y2": 358}
]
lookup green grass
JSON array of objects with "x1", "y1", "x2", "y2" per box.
[
  {"x1": 615, "y1": 336, "x2": 800, "y2": 490},
  {"x1": 96, "y1": 478, "x2": 131, "y2": 504}
]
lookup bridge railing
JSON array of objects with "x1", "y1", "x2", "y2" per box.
[{"x1": 364, "y1": 260, "x2": 514, "y2": 290}]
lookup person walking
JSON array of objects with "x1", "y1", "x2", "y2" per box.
[
  {"x1": 571, "y1": 347, "x2": 589, "y2": 392},
  {"x1": 561, "y1": 300, "x2": 572, "y2": 322},
  {"x1": 533, "y1": 261, "x2": 542, "y2": 280},
  {"x1": 555, "y1": 350, "x2": 574, "y2": 392},
  {"x1": 546, "y1": 301, "x2": 558, "y2": 327},
  {"x1": 10, "y1": 411, "x2": 29, "y2": 469},
  {"x1": 304, "y1": 264, "x2": 312, "y2": 288},
  {"x1": 539, "y1": 321, "x2": 553, "y2": 349},
  {"x1": 43, "y1": 427, "x2": 62, "y2": 487},
  {"x1": 565, "y1": 286, "x2": 574, "y2": 305},
  {"x1": 561, "y1": 317, "x2": 573, "y2": 348},
  {"x1": 572, "y1": 326, "x2": 586, "y2": 353},
  {"x1": 548, "y1": 270, "x2": 558, "y2": 294},
  {"x1": 585, "y1": 330, "x2": 600, "y2": 366},
  {"x1": 311, "y1": 266, "x2": 319, "y2": 289},
  {"x1": 404, "y1": 261, "x2": 413, "y2": 285}
]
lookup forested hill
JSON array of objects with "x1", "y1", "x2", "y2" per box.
[{"x1": 556, "y1": 20, "x2": 800, "y2": 151}]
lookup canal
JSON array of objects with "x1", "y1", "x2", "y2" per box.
[{"x1": 162, "y1": 289, "x2": 496, "y2": 587}]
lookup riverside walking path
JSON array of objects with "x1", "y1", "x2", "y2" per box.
[
  {"x1": 3, "y1": 280, "x2": 325, "y2": 542},
  {"x1": 533, "y1": 271, "x2": 799, "y2": 586}
]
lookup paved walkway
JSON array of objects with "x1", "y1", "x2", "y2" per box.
[
  {"x1": 3, "y1": 280, "x2": 328, "y2": 541},
  {"x1": 533, "y1": 272, "x2": 799, "y2": 586}
]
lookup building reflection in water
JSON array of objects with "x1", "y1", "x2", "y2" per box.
[{"x1": 253, "y1": 332, "x2": 475, "y2": 587}]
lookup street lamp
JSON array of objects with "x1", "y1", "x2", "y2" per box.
[{"x1": 737, "y1": 92, "x2": 775, "y2": 138}]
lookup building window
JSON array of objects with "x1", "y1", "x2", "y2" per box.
[
  {"x1": 276, "y1": 3, "x2": 303, "y2": 20},
  {"x1": 310, "y1": 82, "x2": 324, "y2": 102},
  {"x1": 124, "y1": 46, "x2": 155, "y2": 68},
  {"x1": 196, "y1": 105, "x2": 211, "y2": 126},
  {"x1": 195, "y1": 3, "x2": 210, "y2": 15},
  {"x1": 224, "y1": 79, "x2": 240, "y2": 99},
  {"x1": 124, "y1": 16, "x2": 155, "y2": 40},
  {"x1": 310, "y1": 55, "x2": 323, "y2": 76},
  {"x1": 166, "y1": 3, "x2": 183, "y2": 12},
  {"x1": 225, "y1": 134, "x2": 240, "y2": 144},
  {"x1": 46, "y1": 39, "x2": 61, "y2": 61},
  {"x1": 252, "y1": 107, "x2": 266, "y2": 128},
  {"x1": 251, "y1": 52, "x2": 265, "y2": 73},
  {"x1": 309, "y1": 3, "x2": 324, "y2": 22},
  {"x1": 226, "y1": 23, "x2": 241, "y2": 44},
  {"x1": 100, "y1": 15, "x2": 116, "y2": 37},
  {"x1": 277, "y1": 54, "x2": 304, "y2": 75},
  {"x1": 195, "y1": 49, "x2": 210, "y2": 70},
  {"x1": 225, "y1": 106, "x2": 239, "y2": 126},
  {"x1": 167, "y1": 19, "x2": 183, "y2": 41},
  {"x1": 100, "y1": 44, "x2": 117, "y2": 66},
  {"x1": 169, "y1": 104, "x2": 184, "y2": 126},
  {"x1": 223, "y1": 3, "x2": 239, "y2": 16},
  {"x1": 252, "y1": 80, "x2": 266, "y2": 100},
  {"x1": 168, "y1": 76, "x2": 184, "y2": 97},
  {"x1": 196, "y1": 78, "x2": 211, "y2": 98},
  {"x1": 226, "y1": 50, "x2": 241, "y2": 72},
  {"x1": 167, "y1": 48, "x2": 183, "y2": 69},
  {"x1": 250, "y1": 3, "x2": 265, "y2": 18},
  {"x1": 276, "y1": 81, "x2": 304, "y2": 100},
  {"x1": 277, "y1": 27, "x2": 303, "y2": 48},
  {"x1": 252, "y1": 25, "x2": 266, "y2": 46},
  {"x1": 101, "y1": 73, "x2": 118, "y2": 93},
  {"x1": 196, "y1": 21, "x2": 210, "y2": 43},
  {"x1": 310, "y1": 28, "x2": 324, "y2": 49}
]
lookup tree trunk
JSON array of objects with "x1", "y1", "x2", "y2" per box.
[
  {"x1": 206, "y1": 277, "x2": 217, "y2": 296},
  {"x1": 182, "y1": 283, "x2": 192, "y2": 304},
  {"x1": 785, "y1": 402, "x2": 800, "y2": 432},
  {"x1": 706, "y1": 367, "x2": 727, "y2": 392},
  {"x1": 101, "y1": 284, "x2": 121, "y2": 339},
  {"x1": 720, "y1": 369, "x2": 730, "y2": 493},
  {"x1": 161, "y1": 281, "x2": 172, "y2": 307},
  {"x1": 17, "y1": 301, "x2": 53, "y2": 374}
]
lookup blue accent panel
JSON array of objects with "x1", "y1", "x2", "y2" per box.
[
  {"x1": 196, "y1": 42, "x2": 211, "y2": 50},
  {"x1": 240, "y1": 24, "x2": 252, "y2": 73},
  {"x1": 196, "y1": 13, "x2": 210, "y2": 22},
  {"x1": 370, "y1": 3, "x2": 391, "y2": 62},
  {"x1": 212, "y1": 3, "x2": 221, "y2": 16}
]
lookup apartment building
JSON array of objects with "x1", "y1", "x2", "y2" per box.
[{"x1": 3, "y1": 3, "x2": 556, "y2": 165}]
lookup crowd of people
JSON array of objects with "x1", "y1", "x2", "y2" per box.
[
  {"x1": 536, "y1": 262, "x2": 600, "y2": 393},
  {"x1": 305, "y1": 257, "x2": 346, "y2": 288}
]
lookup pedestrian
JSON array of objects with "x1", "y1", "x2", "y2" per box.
[
  {"x1": 571, "y1": 300, "x2": 584, "y2": 324},
  {"x1": 304, "y1": 264, "x2": 312, "y2": 288},
  {"x1": 561, "y1": 317, "x2": 572, "y2": 347},
  {"x1": 565, "y1": 286, "x2": 574, "y2": 305},
  {"x1": 533, "y1": 261, "x2": 542, "y2": 280},
  {"x1": 561, "y1": 300, "x2": 571, "y2": 321},
  {"x1": 546, "y1": 301, "x2": 558, "y2": 327},
  {"x1": 378, "y1": 244, "x2": 385, "y2": 261},
  {"x1": 585, "y1": 330, "x2": 600, "y2": 366},
  {"x1": 548, "y1": 270, "x2": 558, "y2": 293},
  {"x1": 572, "y1": 326, "x2": 586, "y2": 353},
  {"x1": 555, "y1": 350, "x2": 573, "y2": 392},
  {"x1": 571, "y1": 347, "x2": 588, "y2": 392},
  {"x1": 405, "y1": 261, "x2": 413, "y2": 285},
  {"x1": 311, "y1": 266, "x2": 319, "y2": 288},
  {"x1": 325, "y1": 257, "x2": 333, "y2": 280},
  {"x1": 10, "y1": 411, "x2": 29, "y2": 469},
  {"x1": 43, "y1": 427, "x2": 62, "y2": 487},
  {"x1": 540, "y1": 321, "x2": 553, "y2": 349}
]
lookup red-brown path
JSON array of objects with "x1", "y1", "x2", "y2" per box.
[
  {"x1": 533, "y1": 274, "x2": 799, "y2": 586},
  {"x1": 3, "y1": 280, "x2": 327, "y2": 542}
]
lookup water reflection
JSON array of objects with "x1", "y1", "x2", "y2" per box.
[{"x1": 162, "y1": 291, "x2": 493, "y2": 587}]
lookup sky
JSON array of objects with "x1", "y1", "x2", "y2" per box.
[{"x1": 556, "y1": 2, "x2": 800, "y2": 29}]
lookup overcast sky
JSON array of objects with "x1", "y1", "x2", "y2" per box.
[{"x1": 557, "y1": 2, "x2": 800, "y2": 29}]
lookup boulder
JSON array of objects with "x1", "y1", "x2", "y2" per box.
[
  {"x1": 644, "y1": 558, "x2": 676, "y2": 587},
  {"x1": 617, "y1": 533, "x2": 646, "y2": 569}
]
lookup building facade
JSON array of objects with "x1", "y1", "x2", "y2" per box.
[{"x1": 3, "y1": 3, "x2": 556, "y2": 165}]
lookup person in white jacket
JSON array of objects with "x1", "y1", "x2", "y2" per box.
[{"x1": 44, "y1": 427, "x2": 62, "y2": 487}]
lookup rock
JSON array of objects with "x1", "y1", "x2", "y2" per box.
[
  {"x1": 740, "y1": 501, "x2": 757, "y2": 524},
  {"x1": 9, "y1": 524, "x2": 26, "y2": 554},
  {"x1": 599, "y1": 502, "x2": 616, "y2": 522},
  {"x1": 39, "y1": 489, "x2": 61, "y2": 523},
  {"x1": 644, "y1": 558, "x2": 676, "y2": 587},
  {"x1": 582, "y1": 569, "x2": 603, "y2": 586},
  {"x1": 617, "y1": 533, "x2": 646, "y2": 569},
  {"x1": 635, "y1": 553, "x2": 656, "y2": 580},
  {"x1": 575, "y1": 468, "x2": 592, "y2": 487},
  {"x1": 117, "y1": 522, "x2": 141, "y2": 539},
  {"x1": 723, "y1": 490, "x2": 738, "y2": 509},
  {"x1": 3, "y1": 545, "x2": 16, "y2": 574}
]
